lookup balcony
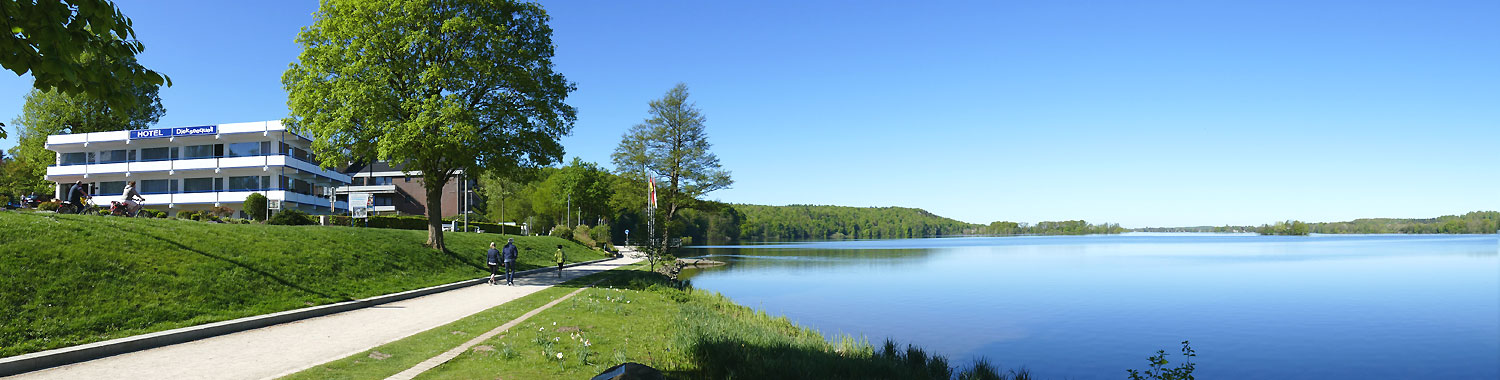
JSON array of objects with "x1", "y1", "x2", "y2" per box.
[
  {"x1": 45, "y1": 155, "x2": 351, "y2": 183},
  {"x1": 87, "y1": 190, "x2": 347, "y2": 211},
  {"x1": 335, "y1": 184, "x2": 398, "y2": 194}
]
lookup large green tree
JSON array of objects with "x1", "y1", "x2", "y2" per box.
[
  {"x1": 5, "y1": 79, "x2": 164, "y2": 197},
  {"x1": 612, "y1": 83, "x2": 733, "y2": 252},
  {"x1": 0, "y1": 0, "x2": 170, "y2": 138},
  {"x1": 284, "y1": 0, "x2": 576, "y2": 250}
]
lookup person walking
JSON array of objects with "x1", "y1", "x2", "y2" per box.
[
  {"x1": 502, "y1": 238, "x2": 519, "y2": 286},
  {"x1": 486, "y1": 242, "x2": 501, "y2": 285},
  {"x1": 555, "y1": 245, "x2": 565, "y2": 278}
]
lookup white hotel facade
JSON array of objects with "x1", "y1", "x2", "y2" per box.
[{"x1": 45, "y1": 120, "x2": 351, "y2": 216}]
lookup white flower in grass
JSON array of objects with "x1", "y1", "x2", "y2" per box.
[
  {"x1": 552, "y1": 322, "x2": 557, "y2": 326},
  {"x1": 538, "y1": 327, "x2": 545, "y2": 331},
  {"x1": 556, "y1": 352, "x2": 564, "y2": 359}
]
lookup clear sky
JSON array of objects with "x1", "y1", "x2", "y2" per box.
[{"x1": 3, "y1": 0, "x2": 1496, "y2": 227}]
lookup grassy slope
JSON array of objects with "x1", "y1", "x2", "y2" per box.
[
  {"x1": 289, "y1": 264, "x2": 1012, "y2": 380},
  {"x1": 0, "y1": 211, "x2": 608, "y2": 357}
]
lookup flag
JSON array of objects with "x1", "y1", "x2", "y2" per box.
[{"x1": 648, "y1": 176, "x2": 657, "y2": 208}]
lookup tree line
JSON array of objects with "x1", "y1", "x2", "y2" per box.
[{"x1": 1134, "y1": 211, "x2": 1500, "y2": 235}]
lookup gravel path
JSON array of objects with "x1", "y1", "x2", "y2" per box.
[{"x1": 11, "y1": 256, "x2": 641, "y2": 380}]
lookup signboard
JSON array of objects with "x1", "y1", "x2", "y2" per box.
[
  {"x1": 349, "y1": 193, "x2": 371, "y2": 218},
  {"x1": 267, "y1": 199, "x2": 282, "y2": 210},
  {"x1": 129, "y1": 125, "x2": 218, "y2": 140}
]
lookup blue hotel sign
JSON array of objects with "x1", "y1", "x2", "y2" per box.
[{"x1": 130, "y1": 125, "x2": 217, "y2": 139}]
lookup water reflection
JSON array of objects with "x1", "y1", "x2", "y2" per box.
[{"x1": 679, "y1": 234, "x2": 1500, "y2": 380}]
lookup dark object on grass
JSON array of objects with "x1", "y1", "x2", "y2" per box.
[{"x1": 591, "y1": 362, "x2": 666, "y2": 380}]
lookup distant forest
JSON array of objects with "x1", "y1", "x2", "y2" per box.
[
  {"x1": 728, "y1": 204, "x2": 1124, "y2": 241},
  {"x1": 1133, "y1": 211, "x2": 1500, "y2": 235},
  {"x1": 732, "y1": 205, "x2": 975, "y2": 240}
]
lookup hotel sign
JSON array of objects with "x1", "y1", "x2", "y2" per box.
[{"x1": 129, "y1": 125, "x2": 218, "y2": 139}]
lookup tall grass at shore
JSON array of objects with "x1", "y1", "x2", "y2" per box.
[{"x1": 398, "y1": 263, "x2": 1030, "y2": 379}]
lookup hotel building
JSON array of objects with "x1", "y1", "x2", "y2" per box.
[{"x1": 44, "y1": 120, "x2": 351, "y2": 217}]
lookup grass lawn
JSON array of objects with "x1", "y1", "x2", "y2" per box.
[
  {"x1": 0, "y1": 211, "x2": 609, "y2": 358},
  {"x1": 288, "y1": 263, "x2": 1028, "y2": 380}
]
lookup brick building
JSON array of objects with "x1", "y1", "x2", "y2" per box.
[{"x1": 335, "y1": 161, "x2": 476, "y2": 218}]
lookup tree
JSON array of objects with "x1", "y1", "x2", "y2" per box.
[
  {"x1": 6, "y1": 75, "x2": 165, "y2": 197},
  {"x1": 0, "y1": 0, "x2": 171, "y2": 138},
  {"x1": 284, "y1": 0, "x2": 576, "y2": 250},
  {"x1": 244, "y1": 192, "x2": 268, "y2": 221},
  {"x1": 611, "y1": 83, "x2": 733, "y2": 253}
]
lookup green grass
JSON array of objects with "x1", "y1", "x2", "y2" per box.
[
  {"x1": 288, "y1": 262, "x2": 1027, "y2": 380},
  {"x1": 0, "y1": 211, "x2": 609, "y2": 358}
]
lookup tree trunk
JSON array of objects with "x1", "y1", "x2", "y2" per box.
[{"x1": 425, "y1": 179, "x2": 445, "y2": 251}]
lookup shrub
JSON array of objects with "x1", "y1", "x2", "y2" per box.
[
  {"x1": 591, "y1": 223, "x2": 611, "y2": 245},
  {"x1": 1127, "y1": 341, "x2": 1197, "y2": 380},
  {"x1": 268, "y1": 209, "x2": 315, "y2": 226},
  {"x1": 141, "y1": 209, "x2": 164, "y2": 218},
  {"x1": 550, "y1": 225, "x2": 572, "y2": 239},
  {"x1": 210, "y1": 206, "x2": 235, "y2": 218},
  {"x1": 573, "y1": 225, "x2": 597, "y2": 248},
  {"x1": 95, "y1": 209, "x2": 110, "y2": 216},
  {"x1": 38, "y1": 201, "x2": 60, "y2": 211},
  {"x1": 176, "y1": 210, "x2": 193, "y2": 219},
  {"x1": 244, "y1": 193, "x2": 267, "y2": 221}
]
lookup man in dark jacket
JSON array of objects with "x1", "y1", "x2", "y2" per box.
[
  {"x1": 502, "y1": 238, "x2": 519, "y2": 286},
  {"x1": 67, "y1": 181, "x2": 90, "y2": 214},
  {"x1": 486, "y1": 242, "x2": 501, "y2": 285}
]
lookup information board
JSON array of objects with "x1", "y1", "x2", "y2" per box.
[{"x1": 349, "y1": 193, "x2": 370, "y2": 218}]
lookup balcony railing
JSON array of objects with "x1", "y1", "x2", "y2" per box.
[
  {"x1": 89, "y1": 190, "x2": 347, "y2": 210},
  {"x1": 46, "y1": 154, "x2": 350, "y2": 182}
]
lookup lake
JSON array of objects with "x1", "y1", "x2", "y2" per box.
[{"x1": 679, "y1": 233, "x2": 1499, "y2": 379}]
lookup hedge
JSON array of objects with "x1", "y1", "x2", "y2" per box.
[{"x1": 323, "y1": 215, "x2": 522, "y2": 235}]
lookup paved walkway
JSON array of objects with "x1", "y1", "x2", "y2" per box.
[{"x1": 12, "y1": 257, "x2": 641, "y2": 380}]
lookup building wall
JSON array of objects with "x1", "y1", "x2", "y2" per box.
[
  {"x1": 44, "y1": 121, "x2": 350, "y2": 214},
  {"x1": 341, "y1": 162, "x2": 475, "y2": 219}
]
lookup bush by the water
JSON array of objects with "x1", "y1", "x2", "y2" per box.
[{"x1": 269, "y1": 209, "x2": 315, "y2": 225}]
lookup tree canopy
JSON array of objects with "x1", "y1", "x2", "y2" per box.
[
  {"x1": 0, "y1": 0, "x2": 170, "y2": 138},
  {"x1": 284, "y1": 0, "x2": 576, "y2": 250},
  {"x1": 611, "y1": 83, "x2": 732, "y2": 251},
  {"x1": 3, "y1": 80, "x2": 164, "y2": 198}
]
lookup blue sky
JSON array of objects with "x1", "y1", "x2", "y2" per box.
[{"x1": 2, "y1": 0, "x2": 1496, "y2": 227}]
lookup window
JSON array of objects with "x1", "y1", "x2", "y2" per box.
[
  {"x1": 140, "y1": 179, "x2": 172, "y2": 194},
  {"x1": 97, "y1": 181, "x2": 126, "y2": 195},
  {"x1": 184, "y1": 178, "x2": 215, "y2": 193},
  {"x1": 352, "y1": 177, "x2": 365, "y2": 186},
  {"x1": 184, "y1": 144, "x2": 216, "y2": 159},
  {"x1": 226, "y1": 142, "x2": 271, "y2": 157},
  {"x1": 141, "y1": 147, "x2": 171, "y2": 161},
  {"x1": 60, "y1": 152, "x2": 89, "y2": 166},
  {"x1": 369, "y1": 176, "x2": 392, "y2": 186},
  {"x1": 100, "y1": 150, "x2": 128, "y2": 163},
  {"x1": 373, "y1": 194, "x2": 394, "y2": 206},
  {"x1": 228, "y1": 176, "x2": 261, "y2": 191}
]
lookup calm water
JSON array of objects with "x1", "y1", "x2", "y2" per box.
[{"x1": 679, "y1": 234, "x2": 1500, "y2": 379}]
